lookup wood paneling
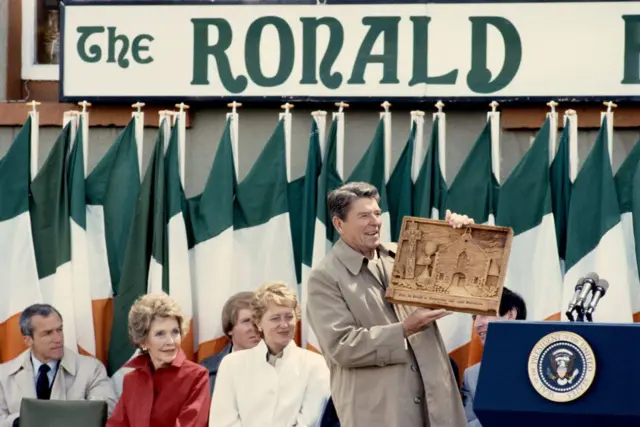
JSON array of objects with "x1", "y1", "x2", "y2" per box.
[
  {"x1": 502, "y1": 104, "x2": 640, "y2": 130},
  {"x1": 6, "y1": 0, "x2": 22, "y2": 100}
]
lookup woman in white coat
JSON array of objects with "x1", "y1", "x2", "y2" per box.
[{"x1": 209, "y1": 281, "x2": 331, "y2": 427}]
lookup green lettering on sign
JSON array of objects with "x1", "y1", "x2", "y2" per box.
[
  {"x1": 76, "y1": 26, "x2": 153, "y2": 68},
  {"x1": 348, "y1": 17, "x2": 401, "y2": 84},
  {"x1": 300, "y1": 17, "x2": 344, "y2": 90},
  {"x1": 191, "y1": 18, "x2": 248, "y2": 93},
  {"x1": 409, "y1": 16, "x2": 458, "y2": 86},
  {"x1": 76, "y1": 26, "x2": 105, "y2": 63},
  {"x1": 622, "y1": 15, "x2": 640, "y2": 84},
  {"x1": 245, "y1": 17, "x2": 295, "y2": 87},
  {"x1": 467, "y1": 16, "x2": 522, "y2": 94}
]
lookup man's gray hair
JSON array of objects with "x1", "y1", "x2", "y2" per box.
[
  {"x1": 19, "y1": 304, "x2": 63, "y2": 337},
  {"x1": 327, "y1": 182, "x2": 380, "y2": 221}
]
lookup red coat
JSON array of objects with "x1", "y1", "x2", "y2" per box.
[{"x1": 107, "y1": 349, "x2": 211, "y2": 427}]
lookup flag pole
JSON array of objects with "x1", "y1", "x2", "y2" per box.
[
  {"x1": 564, "y1": 109, "x2": 579, "y2": 183},
  {"x1": 226, "y1": 101, "x2": 241, "y2": 181},
  {"x1": 132, "y1": 102, "x2": 145, "y2": 182},
  {"x1": 26, "y1": 100, "x2": 40, "y2": 181},
  {"x1": 279, "y1": 103, "x2": 294, "y2": 183},
  {"x1": 601, "y1": 101, "x2": 616, "y2": 166},
  {"x1": 174, "y1": 103, "x2": 189, "y2": 189},
  {"x1": 546, "y1": 100, "x2": 559, "y2": 165},
  {"x1": 433, "y1": 100, "x2": 447, "y2": 182},
  {"x1": 78, "y1": 101, "x2": 91, "y2": 177},
  {"x1": 410, "y1": 110, "x2": 425, "y2": 184},
  {"x1": 311, "y1": 110, "x2": 327, "y2": 158},
  {"x1": 380, "y1": 101, "x2": 392, "y2": 184},
  {"x1": 487, "y1": 100, "x2": 501, "y2": 185},
  {"x1": 333, "y1": 102, "x2": 348, "y2": 179}
]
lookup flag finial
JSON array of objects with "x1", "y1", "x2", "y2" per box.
[
  {"x1": 547, "y1": 100, "x2": 558, "y2": 114},
  {"x1": 411, "y1": 110, "x2": 425, "y2": 117},
  {"x1": 565, "y1": 109, "x2": 576, "y2": 116},
  {"x1": 227, "y1": 101, "x2": 242, "y2": 114},
  {"x1": 489, "y1": 101, "x2": 499, "y2": 112},
  {"x1": 335, "y1": 101, "x2": 349, "y2": 113},
  {"x1": 603, "y1": 101, "x2": 617, "y2": 113},
  {"x1": 281, "y1": 103, "x2": 294, "y2": 114},
  {"x1": 26, "y1": 100, "x2": 41, "y2": 113},
  {"x1": 132, "y1": 102, "x2": 145, "y2": 113},
  {"x1": 381, "y1": 101, "x2": 391, "y2": 113},
  {"x1": 435, "y1": 100, "x2": 444, "y2": 113},
  {"x1": 311, "y1": 110, "x2": 327, "y2": 117},
  {"x1": 175, "y1": 103, "x2": 189, "y2": 114},
  {"x1": 77, "y1": 101, "x2": 92, "y2": 113}
]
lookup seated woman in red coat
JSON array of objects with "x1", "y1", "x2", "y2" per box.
[{"x1": 107, "y1": 293, "x2": 211, "y2": 427}]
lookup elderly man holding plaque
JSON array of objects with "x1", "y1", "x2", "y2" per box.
[{"x1": 306, "y1": 182, "x2": 472, "y2": 427}]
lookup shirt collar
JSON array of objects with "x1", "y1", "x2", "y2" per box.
[
  {"x1": 30, "y1": 352, "x2": 59, "y2": 374},
  {"x1": 333, "y1": 239, "x2": 396, "y2": 275},
  {"x1": 256, "y1": 339, "x2": 297, "y2": 362},
  {"x1": 124, "y1": 348, "x2": 187, "y2": 371}
]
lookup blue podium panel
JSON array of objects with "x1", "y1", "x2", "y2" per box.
[{"x1": 474, "y1": 321, "x2": 640, "y2": 427}]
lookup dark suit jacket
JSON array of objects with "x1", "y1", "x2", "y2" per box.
[{"x1": 200, "y1": 343, "x2": 232, "y2": 395}]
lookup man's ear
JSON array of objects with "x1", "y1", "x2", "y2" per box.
[
  {"x1": 331, "y1": 216, "x2": 343, "y2": 235},
  {"x1": 23, "y1": 335, "x2": 33, "y2": 348}
]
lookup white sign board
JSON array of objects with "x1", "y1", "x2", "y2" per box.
[{"x1": 59, "y1": 1, "x2": 640, "y2": 101}]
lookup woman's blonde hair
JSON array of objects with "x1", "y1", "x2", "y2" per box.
[
  {"x1": 128, "y1": 293, "x2": 188, "y2": 349},
  {"x1": 250, "y1": 281, "x2": 300, "y2": 326}
]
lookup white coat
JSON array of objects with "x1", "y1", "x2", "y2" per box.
[
  {"x1": 209, "y1": 339, "x2": 330, "y2": 427},
  {"x1": 0, "y1": 348, "x2": 117, "y2": 427}
]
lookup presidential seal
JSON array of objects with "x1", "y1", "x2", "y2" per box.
[{"x1": 527, "y1": 331, "x2": 596, "y2": 403}]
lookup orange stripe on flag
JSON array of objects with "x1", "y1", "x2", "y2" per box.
[
  {"x1": 92, "y1": 298, "x2": 114, "y2": 366},
  {"x1": 196, "y1": 336, "x2": 230, "y2": 363},
  {"x1": 0, "y1": 313, "x2": 27, "y2": 363},
  {"x1": 181, "y1": 319, "x2": 195, "y2": 362},
  {"x1": 633, "y1": 312, "x2": 640, "y2": 322}
]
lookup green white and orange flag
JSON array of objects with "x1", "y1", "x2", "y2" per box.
[
  {"x1": 85, "y1": 118, "x2": 141, "y2": 364},
  {"x1": 496, "y1": 118, "x2": 563, "y2": 321},
  {"x1": 29, "y1": 123, "x2": 78, "y2": 352},
  {"x1": 108, "y1": 124, "x2": 166, "y2": 375},
  {"x1": 562, "y1": 116, "x2": 633, "y2": 322},
  {"x1": 188, "y1": 117, "x2": 237, "y2": 360},
  {"x1": 0, "y1": 116, "x2": 41, "y2": 362},
  {"x1": 613, "y1": 137, "x2": 640, "y2": 321},
  {"x1": 68, "y1": 115, "x2": 97, "y2": 356}
]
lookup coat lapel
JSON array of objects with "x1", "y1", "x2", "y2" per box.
[{"x1": 15, "y1": 354, "x2": 37, "y2": 400}]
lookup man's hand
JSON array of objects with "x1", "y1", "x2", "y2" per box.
[
  {"x1": 402, "y1": 308, "x2": 452, "y2": 337},
  {"x1": 445, "y1": 209, "x2": 474, "y2": 229}
]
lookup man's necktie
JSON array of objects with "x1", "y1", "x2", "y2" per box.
[{"x1": 36, "y1": 364, "x2": 51, "y2": 400}]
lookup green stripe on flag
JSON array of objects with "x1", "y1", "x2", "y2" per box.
[
  {"x1": 496, "y1": 118, "x2": 552, "y2": 234},
  {"x1": 387, "y1": 122, "x2": 415, "y2": 241},
  {"x1": 564, "y1": 117, "x2": 620, "y2": 272},
  {"x1": 414, "y1": 116, "x2": 447, "y2": 220},
  {"x1": 107, "y1": 126, "x2": 165, "y2": 375},
  {"x1": 301, "y1": 119, "x2": 322, "y2": 269},
  {"x1": 317, "y1": 119, "x2": 342, "y2": 244},
  {"x1": 29, "y1": 124, "x2": 72, "y2": 279},
  {"x1": 86, "y1": 119, "x2": 141, "y2": 294},
  {"x1": 0, "y1": 117, "x2": 31, "y2": 221}
]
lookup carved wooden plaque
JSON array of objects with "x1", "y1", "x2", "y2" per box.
[{"x1": 385, "y1": 216, "x2": 514, "y2": 316}]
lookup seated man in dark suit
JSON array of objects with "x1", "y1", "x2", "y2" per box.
[
  {"x1": 200, "y1": 292, "x2": 261, "y2": 395},
  {"x1": 462, "y1": 287, "x2": 527, "y2": 427}
]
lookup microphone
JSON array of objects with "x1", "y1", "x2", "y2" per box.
[
  {"x1": 584, "y1": 279, "x2": 609, "y2": 317},
  {"x1": 566, "y1": 276, "x2": 586, "y2": 314},
  {"x1": 575, "y1": 272, "x2": 599, "y2": 309}
]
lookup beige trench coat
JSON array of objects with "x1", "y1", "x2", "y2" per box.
[
  {"x1": 0, "y1": 348, "x2": 117, "y2": 427},
  {"x1": 306, "y1": 239, "x2": 467, "y2": 427}
]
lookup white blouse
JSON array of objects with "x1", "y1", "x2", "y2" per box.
[{"x1": 209, "y1": 340, "x2": 331, "y2": 427}]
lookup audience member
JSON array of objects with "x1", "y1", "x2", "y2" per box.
[
  {"x1": 209, "y1": 281, "x2": 330, "y2": 427},
  {"x1": 462, "y1": 287, "x2": 527, "y2": 427},
  {"x1": 200, "y1": 292, "x2": 260, "y2": 394},
  {"x1": 0, "y1": 304, "x2": 116, "y2": 427},
  {"x1": 106, "y1": 293, "x2": 210, "y2": 427}
]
